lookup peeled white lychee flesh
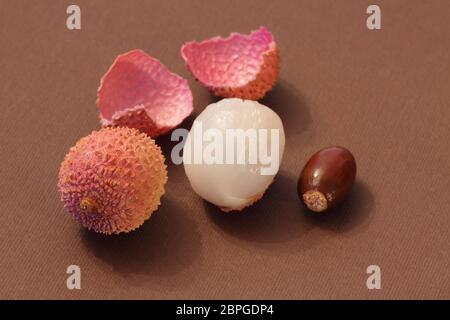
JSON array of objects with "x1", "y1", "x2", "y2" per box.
[{"x1": 183, "y1": 98, "x2": 285, "y2": 212}]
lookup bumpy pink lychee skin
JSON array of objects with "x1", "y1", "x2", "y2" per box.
[
  {"x1": 97, "y1": 49, "x2": 193, "y2": 138},
  {"x1": 181, "y1": 26, "x2": 280, "y2": 100},
  {"x1": 58, "y1": 127, "x2": 167, "y2": 235}
]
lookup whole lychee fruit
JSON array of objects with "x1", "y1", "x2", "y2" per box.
[{"x1": 58, "y1": 127, "x2": 167, "y2": 234}]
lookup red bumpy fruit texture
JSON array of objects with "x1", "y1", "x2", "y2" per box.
[{"x1": 58, "y1": 127, "x2": 168, "y2": 234}]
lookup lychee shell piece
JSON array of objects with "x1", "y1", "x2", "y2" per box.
[
  {"x1": 181, "y1": 26, "x2": 280, "y2": 100},
  {"x1": 58, "y1": 127, "x2": 168, "y2": 234},
  {"x1": 97, "y1": 49, "x2": 193, "y2": 138}
]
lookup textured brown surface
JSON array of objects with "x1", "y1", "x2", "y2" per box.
[{"x1": 0, "y1": 0, "x2": 449, "y2": 299}]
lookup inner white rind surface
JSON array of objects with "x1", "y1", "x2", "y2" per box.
[{"x1": 183, "y1": 98, "x2": 285, "y2": 211}]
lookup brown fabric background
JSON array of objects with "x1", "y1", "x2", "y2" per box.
[{"x1": 0, "y1": 0, "x2": 449, "y2": 299}]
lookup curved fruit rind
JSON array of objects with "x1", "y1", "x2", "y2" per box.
[
  {"x1": 181, "y1": 27, "x2": 280, "y2": 100},
  {"x1": 97, "y1": 49, "x2": 193, "y2": 138}
]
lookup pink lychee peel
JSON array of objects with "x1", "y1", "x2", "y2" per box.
[
  {"x1": 181, "y1": 26, "x2": 280, "y2": 100},
  {"x1": 97, "y1": 49, "x2": 193, "y2": 138}
]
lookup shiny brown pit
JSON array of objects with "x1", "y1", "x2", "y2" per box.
[{"x1": 298, "y1": 146, "x2": 357, "y2": 213}]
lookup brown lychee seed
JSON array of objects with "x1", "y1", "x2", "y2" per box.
[{"x1": 298, "y1": 146, "x2": 357, "y2": 213}]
